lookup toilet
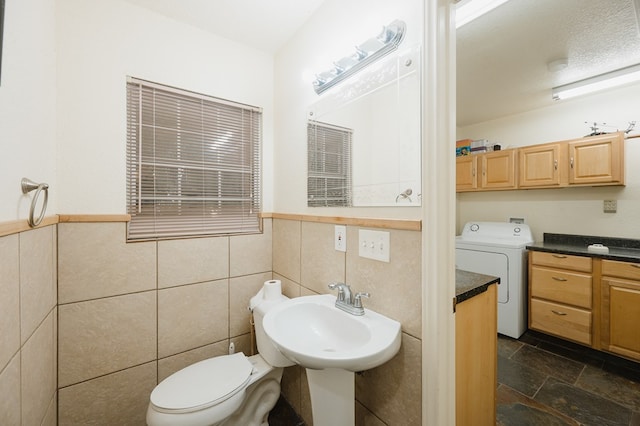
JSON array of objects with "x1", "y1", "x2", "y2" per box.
[{"x1": 146, "y1": 281, "x2": 294, "y2": 426}]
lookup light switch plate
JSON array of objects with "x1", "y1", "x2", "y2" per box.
[
  {"x1": 334, "y1": 225, "x2": 346, "y2": 252},
  {"x1": 358, "y1": 229, "x2": 390, "y2": 262}
]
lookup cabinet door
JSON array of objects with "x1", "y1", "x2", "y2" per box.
[
  {"x1": 519, "y1": 143, "x2": 565, "y2": 188},
  {"x1": 480, "y1": 150, "x2": 516, "y2": 189},
  {"x1": 456, "y1": 155, "x2": 478, "y2": 192},
  {"x1": 601, "y1": 277, "x2": 640, "y2": 361},
  {"x1": 569, "y1": 133, "x2": 624, "y2": 185}
]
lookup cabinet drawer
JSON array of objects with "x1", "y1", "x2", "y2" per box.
[
  {"x1": 602, "y1": 259, "x2": 640, "y2": 281},
  {"x1": 531, "y1": 298, "x2": 592, "y2": 345},
  {"x1": 530, "y1": 266, "x2": 592, "y2": 308},
  {"x1": 530, "y1": 251, "x2": 592, "y2": 272}
]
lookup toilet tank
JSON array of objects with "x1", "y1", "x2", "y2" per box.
[{"x1": 253, "y1": 299, "x2": 295, "y2": 367}]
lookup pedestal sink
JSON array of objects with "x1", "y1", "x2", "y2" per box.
[{"x1": 262, "y1": 294, "x2": 401, "y2": 426}]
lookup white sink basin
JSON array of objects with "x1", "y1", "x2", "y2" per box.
[{"x1": 263, "y1": 294, "x2": 401, "y2": 371}]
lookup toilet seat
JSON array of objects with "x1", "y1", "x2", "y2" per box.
[{"x1": 150, "y1": 353, "x2": 253, "y2": 414}]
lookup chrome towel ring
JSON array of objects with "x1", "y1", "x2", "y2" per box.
[{"x1": 21, "y1": 178, "x2": 49, "y2": 227}]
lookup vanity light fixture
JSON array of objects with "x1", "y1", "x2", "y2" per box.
[
  {"x1": 312, "y1": 19, "x2": 406, "y2": 95},
  {"x1": 552, "y1": 63, "x2": 640, "y2": 100},
  {"x1": 455, "y1": 0, "x2": 512, "y2": 29}
]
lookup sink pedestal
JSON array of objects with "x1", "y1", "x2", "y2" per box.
[{"x1": 306, "y1": 368, "x2": 355, "y2": 426}]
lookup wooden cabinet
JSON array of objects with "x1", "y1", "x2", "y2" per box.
[
  {"x1": 456, "y1": 155, "x2": 478, "y2": 192},
  {"x1": 480, "y1": 149, "x2": 517, "y2": 190},
  {"x1": 600, "y1": 260, "x2": 640, "y2": 361},
  {"x1": 456, "y1": 132, "x2": 625, "y2": 192},
  {"x1": 529, "y1": 252, "x2": 593, "y2": 346},
  {"x1": 456, "y1": 284, "x2": 497, "y2": 426},
  {"x1": 569, "y1": 133, "x2": 624, "y2": 186},
  {"x1": 518, "y1": 143, "x2": 566, "y2": 188}
]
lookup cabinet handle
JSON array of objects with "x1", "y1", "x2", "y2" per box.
[
  {"x1": 551, "y1": 310, "x2": 567, "y2": 316},
  {"x1": 472, "y1": 168, "x2": 475, "y2": 177},
  {"x1": 554, "y1": 159, "x2": 558, "y2": 170},
  {"x1": 631, "y1": 264, "x2": 640, "y2": 269},
  {"x1": 552, "y1": 276, "x2": 568, "y2": 282},
  {"x1": 570, "y1": 157, "x2": 574, "y2": 168},
  {"x1": 552, "y1": 254, "x2": 567, "y2": 259}
]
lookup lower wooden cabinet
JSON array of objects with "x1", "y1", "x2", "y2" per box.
[{"x1": 456, "y1": 284, "x2": 497, "y2": 426}]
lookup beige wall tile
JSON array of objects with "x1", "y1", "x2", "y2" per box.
[
  {"x1": 58, "y1": 223, "x2": 156, "y2": 303},
  {"x1": 356, "y1": 401, "x2": 386, "y2": 426},
  {"x1": 21, "y1": 310, "x2": 56, "y2": 426},
  {"x1": 280, "y1": 365, "x2": 302, "y2": 421},
  {"x1": 274, "y1": 273, "x2": 300, "y2": 298},
  {"x1": 20, "y1": 226, "x2": 56, "y2": 344},
  {"x1": 41, "y1": 394, "x2": 57, "y2": 426},
  {"x1": 0, "y1": 353, "x2": 20, "y2": 425},
  {"x1": 158, "y1": 279, "x2": 228, "y2": 358},
  {"x1": 346, "y1": 227, "x2": 422, "y2": 338},
  {"x1": 231, "y1": 333, "x2": 253, "y2": 357},
  {"x1": 356, "y1": 332, "x2": 422, "y2": 426},
  {"x1": 58, "y1": 362, "x2": 156, "y2": 426},
  {"x1": 158, "y1": 341, "x2": 228, "y2": 382},
  {"x1": 230, "y1": 272, "x2": 272, "y2": 337},
  {"x1": 301, "y1": 221, "x2": 346, "y2": 294},
  {"x1": 273, "y1": 219, "x2": 301, "y2": 282},
  {"x1": 58, "y1": 291, "x2": 157, "y2": 387},
  {"x1": 230, "y1": 218, "x2": 272, "y2": 277},
  {"x1": 158, "y1": 236, "x2": 229, "y2": 288},
  {"x1": 0, "y1": 234, "x2": 19, "y2": 372}
]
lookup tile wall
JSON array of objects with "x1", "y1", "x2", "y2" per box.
[
  {"x1": 56, "y1": 220, "x2": 273, "y2": 424},
  {"x1": 273, "y1": 219, "x2": 422, "y2": 426},
  {"x1": 0, "y1": 225, "x2": 58, "y2": 426}
]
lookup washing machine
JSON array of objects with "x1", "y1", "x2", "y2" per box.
[{"x1": 455, "y1": 221, "x2": 533, "y2": 339}]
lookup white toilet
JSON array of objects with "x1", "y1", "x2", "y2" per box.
[{"x1": 146, "y1": 282, "x2": 294, "y2": 426}]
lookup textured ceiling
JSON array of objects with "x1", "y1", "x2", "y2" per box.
[
  {"x1": 457, "y1": 0, "x2": 640, "y2": 126},
  {"x1": 123, "y1": 0, "x2": 325, "y2": 53}
]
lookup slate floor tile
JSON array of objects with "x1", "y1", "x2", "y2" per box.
[
  {"x1": 497, "y1": 384, "x2": 580, "y2": 426},
  {"x1": 498, "y1": 335, "x2": 524, "y2": 359},
  {"x1": 535, "y1": 376, "x2": 633, "y2": 426},
  {"x1": 498, "y1": 354, "x2": 549, "y2": 397},
  {"x1": 577, "y1": 365, "x2": 640, "y2": 413},
  {"x1": 510, "y1": 344, "x2": 585, "y2": 385}
]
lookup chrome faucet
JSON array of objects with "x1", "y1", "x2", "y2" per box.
[{"x1": 328, "y1": 282, "x2": 370, "y2": 316}]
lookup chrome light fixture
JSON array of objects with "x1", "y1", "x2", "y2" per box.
[
  {"x1": 312, "y1": 19, "x2": 406, "y2": 95},
  {"x1": 455, "y1": 0, "x2": 512, "y2": 29},
  {"x1": 552, "y1": 63, "x2": 640, "y2": 100}
]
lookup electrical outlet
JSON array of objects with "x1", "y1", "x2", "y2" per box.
[
  {"x1": 334, "y1": 225, "x2": 346, "y2": 252},
  {"x1": 603, "y1": 200, "x2": 617, "y2": 213},
  {"x1": 358, "y1": 229, "x2": 390, "y2": 262}
]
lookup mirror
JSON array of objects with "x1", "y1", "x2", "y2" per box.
[{"x1": 307, "y1": 44, "x2": 421, "y2": 207}]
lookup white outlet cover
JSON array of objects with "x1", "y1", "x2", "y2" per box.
[{"x1": 358, "y1": 229, "x2": 390, "y2": 262}]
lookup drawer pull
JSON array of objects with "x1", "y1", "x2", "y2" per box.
[
  {"x1": 551, "y1": 310, "x2": 567, "y2": 316},
  {"x1": 631, "y1": 264, "x2": 640, "y2": 269},
  {"x1": 552, "y1": 254, "x2": 567, "y2": 259},
  {"x1": 552, "y1": 276, "x2": 568, "y2": 282}
]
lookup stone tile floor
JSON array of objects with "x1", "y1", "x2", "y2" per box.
[
  {"x1": 498, "y1": 331, "x2": 640, "y2": 426},
  {"x1": 270, "y1": 330, "x2": 640, "y2": 425}
]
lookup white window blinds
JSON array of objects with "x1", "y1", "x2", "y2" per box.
[
  {"x1": 126, "y1": 77, "x2": 262, "y2": 241},
  {"x1": 307, "y1": 120, "x2": 352, "y2": 207}
]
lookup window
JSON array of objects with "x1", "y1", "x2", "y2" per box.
[
  {"x1": 126, "y1": 77, "x2": 262, "y2": 241},
  {"x1": 307, "y1": 120, "x2": 352, "y2": 207}
]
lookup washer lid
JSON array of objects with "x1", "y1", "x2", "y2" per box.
[{"x1": 150, "y1": 352, "x2": 253, "y2": 413}]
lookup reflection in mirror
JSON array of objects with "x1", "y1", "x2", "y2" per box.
[{"x1": 307, "y1": 44, "x2": 422, "y2": 207}]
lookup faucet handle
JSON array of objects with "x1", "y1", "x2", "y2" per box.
[
  {"x1": 353, "y1": 292, "x2": 370, "y2": 308},
  {"x1": 328, "y1": 282, "x2": 346, "y2": 302}
]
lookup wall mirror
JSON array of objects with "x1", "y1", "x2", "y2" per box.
[
  {"x1": 307, "y1": 44, "x2": 422, "y2": 207},
  {"x1": 457, "y1": 0, "x2": 640, "y2": 129}
]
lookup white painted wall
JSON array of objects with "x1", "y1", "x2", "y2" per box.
[
  {"x1": 457, "y1": 83, "x2": 640, "y2": 241},
  {"x1": 0, "y1": 0, "x2": 57, "y2": 222},
  {"x1": 273, "y1": 0, "x2": 423, "y2": 218},
  {"x1": 55, "y1": 0, "x2": 275, "y2": 214}
]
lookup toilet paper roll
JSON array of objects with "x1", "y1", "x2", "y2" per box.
[{"x1": 248, "y1": 280, "x2": 286, "y2": 311}]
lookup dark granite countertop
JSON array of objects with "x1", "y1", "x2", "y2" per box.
[
  {"x1": 455, "y1": 269, "x2": 499, "y2": 304},
  {"x1": 526, "y1": 233, "x2": 640, "y2": 263}
]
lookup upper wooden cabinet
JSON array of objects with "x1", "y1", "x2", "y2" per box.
[
  {"x1": 480, "y1": 149, "x2": 517, "y2": 190},
  {"x1": 457, "y1": 132, "x2": 625, "y2": 192},
  {"x1": 518, "y1": 143, "x2": 566, "y2": 188},
  {"x1": 568, "y1": 133, "x2": 625, "y2": 186}
]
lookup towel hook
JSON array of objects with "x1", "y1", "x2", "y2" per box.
[{"x1": 21, "y1": 178, "x2": 49, "y2": 227}]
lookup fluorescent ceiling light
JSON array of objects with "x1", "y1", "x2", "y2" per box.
[
  {"x1": 455, "y1": 0, "x2": 512, "y2": 28},
  {"x1": 552, "y1": 63, "x2": 640, "y2": 100}
]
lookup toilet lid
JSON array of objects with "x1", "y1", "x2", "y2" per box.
[{"x1": 150, "y1": 352, "x2": 253, "y2": 413}]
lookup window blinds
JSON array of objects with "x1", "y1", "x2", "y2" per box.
[
  {"x1": 307, "y1": 120, "x2": 352, "y2": 207},
  {"x1": 126, "y1": 77, "x2": 262, "y2": 241}
]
